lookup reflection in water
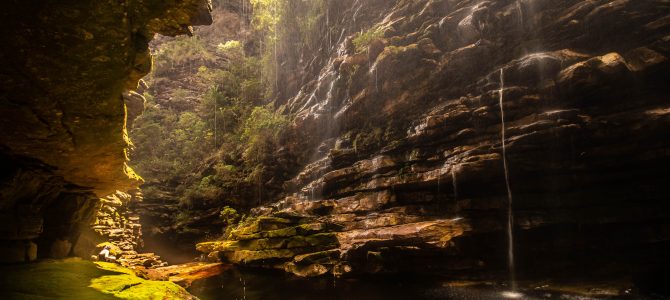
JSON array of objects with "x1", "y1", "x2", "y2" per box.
[{"x1": 187, "y1": 267, "x2": 651, "y2": 300}]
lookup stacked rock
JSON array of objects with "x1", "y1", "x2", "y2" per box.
[{"x1": 92, "y1": 190, "x2": 167, "y2": 268}]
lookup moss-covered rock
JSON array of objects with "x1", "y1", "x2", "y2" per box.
[
  {"x1": 232, "y1": 222, "x2": 327, "y2": 241},
  {"x1": 0, "y1": 258, "x2": 195, "y2": 299},
  {"x1": 223, "y1": 249, "x2": 297, "y2": 264},
  {"x1": 230, "y1": 217, "x2": 293, "y2": 239},
  {"x1": 197, "y1": 232, "x2": 339, "y2": 255},
  {"x1": 196, "y1": 240, "x2": 239, "y2": 253}
]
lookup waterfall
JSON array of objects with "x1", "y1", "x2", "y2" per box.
[
  {"x1": 214, "y1": 95, "x2": 217, "y2": 148},
  {"x1": 437, "y1": 168, "x2": 441, "y2": 196},
  {"x1": 451, "y1": 166, "x2": 459, "y2": 200},
  {"x1": 499, "y1": 68, "x2": 517, "y2": 291},
  {"x1": 239, "y1": 276, "x2": 246, "y2": 300}
]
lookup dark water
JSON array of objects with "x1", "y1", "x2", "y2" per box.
[{"x1": 187, "y1": 267, "x2": 661, "y2": 300}]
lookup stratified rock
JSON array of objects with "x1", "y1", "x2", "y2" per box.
[
  {"x1": 142, "y1": 262, "x2": 227, "y2": 288},
  {"x1": 201, "y1": 0, "x2": 670, "y2": 279}
]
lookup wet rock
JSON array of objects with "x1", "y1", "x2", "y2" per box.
[
  {"x1": 142, "y1": 262, "x2": 227, "y2": 288},
  {"x1": 284, "y1": 262, "x2": 330, "y2": 277},
  {"x1": 200, "y1": 0, "x2": 670, "y2": 280}
]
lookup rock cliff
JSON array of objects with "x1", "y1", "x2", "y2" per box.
[
  {"x1": 199, "y1": 0, "x2": 670, "y2": 280},
  {"x1": 0, "y1": 0, "x2": 212, "y2": 263}
]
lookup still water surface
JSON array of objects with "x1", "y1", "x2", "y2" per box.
[{"x1": 187, "y1": 267, "x2": 651, "y2": 300}]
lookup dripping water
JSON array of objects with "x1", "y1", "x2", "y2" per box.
[
  {"x1": 498, "y1": 68, "x2": 517, "y2": 293},
  {"x1": 437, "y1": 169, "x2": 441, "y2": 196},
  {"x1": 214, "y1": 93, "x2": 217, "y2": 149},
  {"x1": 326, "y1": 6, "x2": 332, "y2": 51},
  {"x1": 238, "y1": 276, "x2": 246, "y2": 300},
  {"x1": 516, "y1": 0, "x2": 524, "y2": 28},
  {"x1": 451, "y1": 165, "x2": 459, "y2": 200}
]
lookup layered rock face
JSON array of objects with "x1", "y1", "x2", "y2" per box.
[
  {"x1": 0, "y1": 0, "x2": 212, "y2": 262},
  {"x1": 199, "y1": 0, "x2": 670, "y2": 279}
]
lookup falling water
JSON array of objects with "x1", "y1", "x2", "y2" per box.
[
  {"x1": 516, "y1": 0, "x2": 524, "y2": 27},
  {"x1": 327, "y1": 6, "x2": 332, "y2": 51},
  {"x1": 214, "y1": 95, "x2": 217, "y2": 148},
  {"x1": 437, "y1": 167, "x2": 441, "y2": 196},
  {"x1": 498, "y1": 68, "x2": 517, "y2": 292},
  {"x1": 451, "y1": 165, "x2": 459, "y2": 200}
]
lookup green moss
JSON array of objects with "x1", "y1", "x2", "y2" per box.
[
  {"x1": 231, "y1": 222, "x2": 326, "y2": 240},
  {"x1": 196, "y1": 240, "x2": 240, "y2": 253},
  {"x1": 230, "y1": 216, "x2": 293, "y2": 238},
  {"x1": 96, "y1": 261, "x2": 135, "y2": 275},
  {"x1": 0, "y1": 258, "x2": 194, "y2": 300},
  {"x1": 353, "y1": 26, "x2": 385, "y2": 53},
  {"x1": 353, "y1": 127, "x2": 385, "y2": 152},
  {"x1": 90, "y1": 273, "x2": 191, "y2": 300},
  {"x1": 223, "y1": 249, "x2": 296, "y2": 264},
  {"x1": 264, "y1": 226, "x2": 298, "y2": 238},
  {"x1": 374, "y1": 44, "x2": 420, "y2": 67}
]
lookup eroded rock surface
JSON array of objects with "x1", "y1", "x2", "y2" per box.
[
  {"x1": 199, "y1": 0, "x2": 670, "y2": 279},
  {"x1": 0, "y1": 0, "x2": 212, "y2": 263}
]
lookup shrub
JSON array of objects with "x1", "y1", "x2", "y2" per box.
[
  {"x1": 219, "y1": 206, "x2": 240, "y2": 226},
  {"x1": 353, "y1": 26, "x2": 385, "y2": 53}
]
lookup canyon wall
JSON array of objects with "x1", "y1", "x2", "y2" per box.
[
  {"x1": 199, "y1": 0, "x2": 670, "y2": 280},
  {"x1": 0, "y1": 0, "x2": 212, "y2": 263}
]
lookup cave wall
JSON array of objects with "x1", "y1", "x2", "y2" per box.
[
  {"x1": 0, "y1": 0, "x2": 212, "y2": 263},
  {"x1": 199, "y1": 0, "x2": 670, "y2": 279}
]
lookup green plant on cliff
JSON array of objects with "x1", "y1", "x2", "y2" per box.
[
  {"x1": 153, "y1": 36, "x2": 216, "y2": 76},
  {"x1": 219, "y1": 206, "x2": 240, "y2": 226},
  {"x1": 241, "y1": 106, "x2": 288, "y2": 164},
  {"x1": 131, "y1": 20, "x2": 291, "y2": 210},
  {"x1": 353, "y1": 26, "x2": 385, "y2": 53}
]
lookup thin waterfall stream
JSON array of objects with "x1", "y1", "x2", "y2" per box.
[{"x1": 498, "y1": 68, "x2": 518, "y2": 295}]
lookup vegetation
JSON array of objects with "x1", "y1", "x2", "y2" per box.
[
  {"x1": 130, "y1": 9, "x2": 289, "y2": 212},
  {"x1": 152, "y1": 35, "x2": 217, "y2": 77},
  {"x1": 128, "y1": 0, "x2": 343, "y2": 234},
  {"x1": 249, "y1": 0, "x2": 331, "y2": 98},
  {"x1": 0, "y1": 258, "x2": 191, "y2": 300},
  {"x1": 219, "y1": 206, "x2": 241, "y2": 226},
  {"x1": 353, "y1": 26, "x2": 385, "y2": 52}
]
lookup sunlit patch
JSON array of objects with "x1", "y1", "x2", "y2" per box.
[{"x1": 501, "y1": 291, "x2": 524, "y2": 298}]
